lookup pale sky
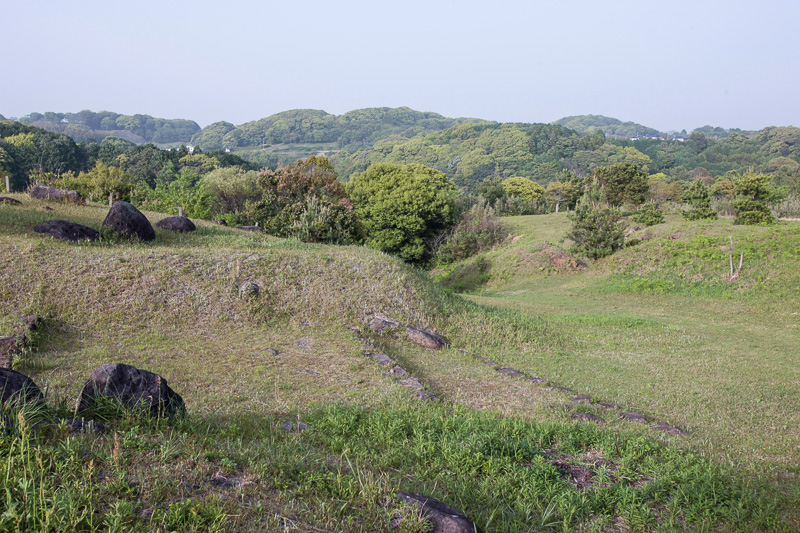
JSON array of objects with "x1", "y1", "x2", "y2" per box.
[{"x1": 2, "y1": 0, "x2": 798, "y2": 132}]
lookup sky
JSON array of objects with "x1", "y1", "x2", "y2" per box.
[{"x1": 2, "y1": 0, "x2": 799, "y2": 132}]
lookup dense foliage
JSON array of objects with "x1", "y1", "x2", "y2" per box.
[
  {"x1": 682, "y1": 181, "x2": 718, "y2": 220},
  {"x1": 567, "y1": 187, "x2": 626, "y2": 260},
  {"x1": 631, "y1": 202, "x2": 665, "y2": 226},
  {"x1": 347, "y1": 163, "x2": 458, "y2": 262},
  {"x1": 552, "y1": 114, "x2": 663, "y2": 138},
  {"x1": 731, "y1": 172, "x2": 781, "y2": 225}
]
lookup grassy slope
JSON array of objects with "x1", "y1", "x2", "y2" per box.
[
  {"x1": 0, "y1": 196, "x2": 797, "y2": 531},
  {"x1": 457, "y1": 213, "x2": 800, "y2": 506}
]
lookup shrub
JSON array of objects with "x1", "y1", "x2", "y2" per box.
[
  {"x1": 567, "y1": 186, "x2": 625, "y2": 260},
  {"x1": 731, "y1": 172, "x2": 781, "y2": 225},
  {"x1": 436, "y1": 204, "x2": 509, "y2": 263},
  {"x1": 682, "y1": 180, "x2": 718, "y2": 220},
  {"x1": 631, "y1": 202, "x2": 664, "y2": 226}
]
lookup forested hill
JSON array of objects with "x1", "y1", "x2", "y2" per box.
[
  {"x1": 190, "y1": 107, "x2": 488, "y2": 151},
  {"x1": 17, "y1": 111, "x2": 201, "y2": 144},
  {"x1": 552, "y1": 114, "x2": 664, "y2": 138},
  {"x1": 330, "y1": 122, "x2": 800, "y2": 191}
]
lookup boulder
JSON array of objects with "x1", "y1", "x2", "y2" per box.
[
  {"x1": 33, "y1": 219, "x2": 100, "y2": 242},
  {"x1": 405, "y1": 327, "x2": 449, "y2": 349},
  {"x1": 156, "y1": 216, "x2": 196, "y2": 233},
  {"x1": 102, "y1": 201, "x2": 155, "y2": 241},
  {"x1": 395, "y1": 492, "x2": 483, "y2": 533},
  {"x1": 29, "y1": 184, "x2": 85, "y2": 204},
  {"x1": 76, "y1": 363, "x2": 185, "y2": 417},
  {"x1": 0, "y1": 368, "x2": 44, "y2": 406},
  {"x1": 0, "y1": 196, "x2": 21, "y2": 205}
]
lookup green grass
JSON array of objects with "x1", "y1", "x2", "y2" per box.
[{"x1": 1, "y1": 195, "x2": 799, "y2": 530}]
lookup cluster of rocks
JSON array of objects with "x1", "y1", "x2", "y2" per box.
[
  {"x1": 1, "y1": 335, "x2": 184, "y2": 436},
  {"x1": 30, "y1": 184, "x2": 85, "y2": 204},
  {"x1": 468, "y1": 354, "x2": 687, "y2": 436}
]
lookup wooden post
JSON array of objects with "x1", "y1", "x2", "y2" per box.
[
  {"x1": 109, "y1": 192, "x2": 114, "y2": 206},
  {"x1": 179, "y1": 206, "x2": 183, "y2": 217},
  {"x1": 4, "y1": 175, "x2": 9, "y2": 194}
]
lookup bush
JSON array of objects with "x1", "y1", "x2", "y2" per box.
[
  {"x1": 631, "y1": 202, "x2": 664, "y2": 226},
  {"x1": 682, "y1": 180, "x2": 718, "y2": 220},
  {"x1": 731, "y1": 172, "x2": 780, "y2": 225},
  {"x1": 567, "y1": 187, "x2": 625, "y2": 260},
  {"x1": 436, "y1": 204, "x2": 509, "y2": 263}
]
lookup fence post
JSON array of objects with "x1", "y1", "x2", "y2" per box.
[
  {"x1": 179, "y1": 206, "x2": 183, "y2": 217},
  {"x1": 4, "y1": 176, "x2": 9, "y2": 194},
  {"x1": 109, "y1": 192, "x2": 113, "y2": 206}
]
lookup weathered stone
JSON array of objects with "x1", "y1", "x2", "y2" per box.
[
  {"x1": 621, "y1": 411, "x2": 648, "y2": 423},
  {"x1": 364, "y1": 352, "x2": 395, "y2": 365},
  {"x1": 473, "y1": 356, "x2": 497, "y2": 366},
  {"x1": 76, "y1": 364, "x2": 185, "y2": 417},
  {"x1": 405, "y1": 327, "x2": 449, "y2": 349},
  {"x1": 413, "y1": 390, "x2": 436, "y2": 401},
  {"x1": 234, "y1": 225, "x2": 263, "y2": 232},
  {"x1": 571, "y1": 412, "x2": 606, "y2": 424},
  {"x1": 395, "y1": 491, "x2": 483, "y2": 533},
  {"x1": 397, "y1": 377, "x2": 425, "y2": 390},
  {"x1": 282, "y1": 420, "x2": 312, "y2": 432},
  {"x1": 213, "y1": 219, "x2": 227, "y2": 226},
  {"x1": 239, "y1": 280, "x2": 260, "y2": 298},
  {"x1": 650, "y1": 422, "x2": 688, "y2": 436},
  {"x1": 41, "y1": 206, "x2": 54, "y2": 211},
  {"x1": 29, "y1": 184, "x2": 85, "y2": 204},
  {"x1": 526, "y1": 376, "x2": 548, "y2": 384},
  {"x1": 388, "y1": 366, "x2": 408, "y2": 377},
  {"x1": 0, "y1": 196, "x2": 21, "y2": 205},
  {"x1": 572, "y1": 394, "x2": 592, "y2": 403},
  {"x1": 0, "y1": 368, "x2": 44, "y2": 406},
  {"x1": 33, "y1": 219, "x2": 100, "y2": 242},
  {"x1": 595, "y1": 401, "x2": 621, "y2": 410},
  {"x1": 156, "y1": 216, "x2": 196, "y2": 233},
  {"x1": 102, "y1": 201, "x2": 155, "y2": 241},
  {"x1": 496, "y1": 367, "x2": 525, "y2": 378},
  {"x1": 366, "y1": 315, "x2": 399, "y2": 333}
]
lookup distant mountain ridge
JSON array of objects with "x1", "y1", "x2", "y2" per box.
[{"x1": 552, "y1": 114, "x2": 664, "y2": 138}]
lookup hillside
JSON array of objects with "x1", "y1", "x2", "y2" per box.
[
  {"x1": 1, "y1": 196, "x2": 795, "y2": 530},
  {"x1": 16, "y1": 110, "x2": 201, "y2": 144},
  {"x1": 553, "y1": 115, "x2": 663, "y2": 138}
]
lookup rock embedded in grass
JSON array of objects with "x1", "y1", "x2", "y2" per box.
[
  {"x1": 238, "y1": 280, "x2": 261, "y2": 298},
  {"x1": 156, "y1": 216, "x2": 196, "y2": 233},
  {"x1": 496, "y1": 367, "x2": 526, "y2": 377},
  {"x1": 33, "y1": 219, "x2": 100, "y2": 242},
  {"x1": 234, "y1": 225, "x2": 263, "y2": 232},
  {"x1": 650, "y1": 422, "x2": 688, "y2": 436},
  {"x1": 29, "y1": 184, "x2": 85, "y2": 204},
  {"x1": 281, "y1": 420, "x2": 312, "y2": 432},
  {"x1": 102, "y1": 201, "x2": 155, "y2": 241},
  {"x1": 595, "y1": 401, "x2": 621, "y2": 410},
  {"x1": 395, "y1": 491, "x2": 483, "y2": 533},
  {"x1": 76, "y1": 363, "x2": 185, "y2": 417},
  {"x1": 0, "y1": 196, "x2": 21, "y2": 205},
  {"x1": 0, "y1": 368, "x2": 44, "y2": 406},
  {"x1": 364, "y1": 352, "x2": 394, "y2": 365},
  {"x1": 621, "y1": 411, "x2": 648, "y2": 423},
  {"x1": 397, "y1": 377, "x2": 425, "y2": 390},
  {"x1": 212, "y1": 219, "x2": 227, "y2": 226},
  {"x1": 366, "y1": 315, "x2": 398, "y2": 333},
  {"x1": 572, "y1": 394, "x2": 592, "y2": 403},
  {"x1": 405, "y1": 327, "x2": 449, "y2": 349},
  {"x1": 388, "y1": 365, "x2": 408, "y2": 377}
]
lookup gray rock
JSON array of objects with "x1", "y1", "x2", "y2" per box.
[
  {"x1": 33, "y1": 219, "x2": 100, "y2": 242},
  {"x1": 282, "y1": 420, "x2": 312, "y2": 432},
  {"x1": 526, "y1": 376, "x2": 548, "y2": 384},
  {"x1": 395, "y1": 491, "x2": 483, "y2": 533},
  {"x1": 595, "y1": 402, "x2": 621, "y2": 410},
  {"x1": 0, "y1": 368, "x2": 44, "y2": 406},
  {"x1": 405, "y1": 327, "x2": 449, "y2": 349},
  {"x1": 234, "y1": 225, "x2": 263, "y2": 232},
  {"x1": 156, "y1": 216, "x2": 196, "y2": 233},
  {"x1": 413, "y1": 390, "x2": 436, "y2": 401},
  {"x1": 621, "y1": 411, "x2": 648, "y2": 423},
  {"x1": 0, "y1": 196, "x2": 21, "y2": 205},
  {"x1": 473, "y1": 356, "x2": 497, "y2": 366},
  {"x1": 397, "y1": 377, "x2": 425, "y2": 391},
  {"x1": 29, "y1": 184, "x2": 84, "y2": 204},
  {"x1": 364, "y1": 352, "x2": 395, "y2": 365},
  {"x1": 239, "y1": 280, "x2": 261, "y2": 298},
  {"x1": 496, "y1": 367, "x2": 525, "y2": 377},
  {"x1": 103, "y1": 201, "x2": 155, "y2": 241},
  {"x1": 571, "y1": 412, "x2": 605, "y2": 424},
  {"x1": 366, "y1": 315, "x2": 399, "y2": 334},
  {"x1": 76, "y1": 363, "x2": 185, "y2": 417},
  {"x1": 388, "y1": 366, "x2": 408, "y2": 377},
  {"x1": 572, "y1": 394, "x2": 592, "y2": 403},
  {"x1": 213, "y1": 219, "x2": 227, "y2": 226}
]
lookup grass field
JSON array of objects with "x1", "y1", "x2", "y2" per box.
[{"x1": 1, "y1": 195, "x2": 798, "y2": 531}]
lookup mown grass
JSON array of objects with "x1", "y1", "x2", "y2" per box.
[{"x1": 1, "y1": 195, "x2": 798, "y2": 530}]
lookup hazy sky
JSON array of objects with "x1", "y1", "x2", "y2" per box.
[{"x1": 2, "y1": 0, "x2": 798, "y2": 131}]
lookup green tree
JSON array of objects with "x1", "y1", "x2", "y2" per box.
[
  {"x1": 545, "y1": 180, "x2": 581, "y2": 213},
  {"x1": 566, "y1": 186, "x2": 625, "y2": 260},
  {"x1": 476, "y1": 176, "x2": 506, "y2": 207},
  {"x1": 731, "y1": 172, "x2": 781, "y2": 225},
  {"x1": 200, "y1": 167, "x2": 261, "y2": 221},
  {"x1": 138, "y1": 168, "x2": 211, "y2": 218},
  {"x1": 501, "y1": 176, "x2": 545, "y2": 203},
  {"x1": 347, "y1": 163, "x2": 458, "y2": 263},
  {"x1": 62, "y1": 161, "x2": 137, "y2": 202},
  {"x1": 591, "y1": 162, "x2": 649, "y2": 207},
  {"x1": 682, "y1": 180, "x2": 718, "y2": 220}
]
